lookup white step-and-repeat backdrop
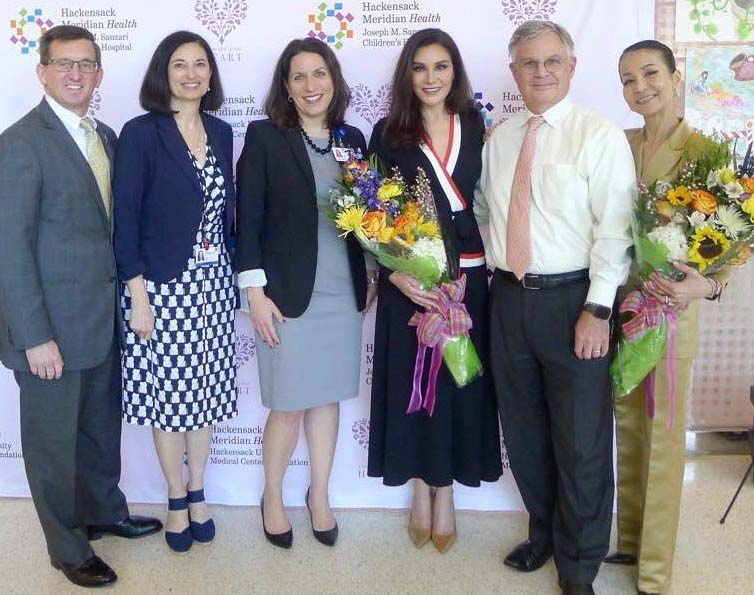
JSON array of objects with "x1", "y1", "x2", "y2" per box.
[{"x1": 0, "y1": 0, "x2": 652, "y2": 509}]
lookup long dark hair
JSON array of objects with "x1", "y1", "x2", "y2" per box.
[
  {"x1": 140, "y1": 30, "x2": 224, "y2": 115},
  {"x1": 265, "y1": 38, "x2": 350, "y2": 129},
  {"x1": 382, "y1": 29, "x2": 473, "y2": 149}
]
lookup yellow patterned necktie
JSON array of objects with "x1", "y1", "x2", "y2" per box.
[{"x1": 79, "y1": 117, "x2": 111, "y2": 219}]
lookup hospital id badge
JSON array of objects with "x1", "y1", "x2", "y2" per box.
[
  {"x1": 194, "y1": 242, "x2": 219, "y2": 267},
  {"x1": 332, "y1": 146, "x2": 351, "y2": 162}
]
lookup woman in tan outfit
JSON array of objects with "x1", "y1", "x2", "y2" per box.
[{"x1": 606, "y1": 40, "x2": 725, "y2": 595}]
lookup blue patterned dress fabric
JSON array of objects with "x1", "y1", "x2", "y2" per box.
[{"x1": 121, "y1": 145, "x2": 237, "y2": 431}]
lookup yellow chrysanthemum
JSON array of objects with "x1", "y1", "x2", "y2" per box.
[
  {"x1": 417, "y1": 221, "x2": 441, "y2": 238},
  {"x1": 377, "y1": 183, "x2": 403, "y2": 201},
  {"x1": 688, "y1": 227, "x2": 731, "y2": 272},
  {"x1": 667, "y1": 186, "x2": 692, "y2": 206},
  {"x1": 334, "y1": 206, "x2": 366, "y2": 236},
  {"x1": 742, "y1": 197, "x2": 754, "y2": 221}
]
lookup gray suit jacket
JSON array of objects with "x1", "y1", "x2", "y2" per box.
[{"x1": 0, "y1": 98, "x2": 119, "y2": 371}]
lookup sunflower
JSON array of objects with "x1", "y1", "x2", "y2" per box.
[
  {"x1": 688, "y1": 227, "x2": 731, "y2": 272},
  {"x1": 334, "y1": 206, "x2": 366, "y2": 236},
  {"x1": 667, "y1": 185, "x2": 692, "y2": 206}
]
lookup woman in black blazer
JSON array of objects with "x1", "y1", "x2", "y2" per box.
[
  {"x1": 236, "y1": 38, "x2": 370, "y2": 548},
  {"x1": 113, "y1": 31, "x2": 236, "y2": 552}
]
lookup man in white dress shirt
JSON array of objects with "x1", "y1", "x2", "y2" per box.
[{"x1": 475, "y1": 21, "x2": 635, "y2": 595}]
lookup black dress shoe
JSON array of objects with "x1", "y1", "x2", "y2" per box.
[
  {"x1": 558, "y1": 576, "x2": 596, "y2": 595},
  {"x1": 604, "y1": 551, "x2": 638, "y2": 565},
  {"x1": 88, "y1": 515, "x2": 163, "y2": 540},
  {"x1": 51, "y1": 555, "x2": 117, "y2": 588},
  {"x1": 305, "y1": 487, "x2": 338, "y2": 546},
  {"x1": 503, "y1": 539, "x2": 553, "y2": 572},
  {"x1": 260, "y1": 495, "x2": 292, "y2": 549}
]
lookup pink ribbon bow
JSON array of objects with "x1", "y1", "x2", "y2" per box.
[
  {"x1": 406, "y1": 275, "x2": 472, "y2": 417},
  {"x1": 620, "y1": 287, "x2": 680, "y2": 430}
]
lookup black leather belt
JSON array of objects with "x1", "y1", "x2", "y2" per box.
[{"x1": 498, "y1": 268, "x2": 589, "y2": 290}]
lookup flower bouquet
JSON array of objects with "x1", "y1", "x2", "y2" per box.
[
  {"x1": 329, "y1": 151, "x2": 482, "y2": 415},
  {"x1": 611, "y1": 134, "x2": 754, "y2": 416}
]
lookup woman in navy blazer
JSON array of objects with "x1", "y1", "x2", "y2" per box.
[
  {"x1": 113, "y1": 31, "x2": 237, "y2": 553},
  {"x1": 236, "y1": 38, "x2": 371, "y2": 549}
]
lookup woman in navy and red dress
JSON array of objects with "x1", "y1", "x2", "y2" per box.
[{"x1": 367, "y1": 28, "x2": 502, "y2": 552}]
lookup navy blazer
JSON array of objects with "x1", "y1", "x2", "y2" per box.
[
  {"x1": 235, "y1": 119, "x2": 367, "y2": 318},
  {"x1": 113, "y1": 111, "x2": 235, "y2": 283}
]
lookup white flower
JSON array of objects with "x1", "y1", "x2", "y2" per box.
[
  {"x1": 724, "y1": 181, "x2": 745, "y2": 199},
  {"x1": 707, "y1": 169, "x2": 723, "y2": 188},
  {"x1": 714, "y1": 204, "x2": 751, "y2": 239},
  {"x1": 687, "y1": 211, "x2": 708, "y2": 228},
  {"x1": 655, "y1": 180, "x2": 672, "y2": 197},
  {"x1": 411, "y1": 237, "x2": 447, "y2": 274},
  {"x1": 647, "y1": 222, "x2": 689, "y2": 261}
]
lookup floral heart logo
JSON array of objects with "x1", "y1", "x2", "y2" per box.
[
  {"x1": 350, "y1": 83, "x2": 392, "y2": 127},
  {"x1": 351, "y1": 418, "x2": 370, "y2": 449},
  {"x1": 234, "y1": 332, "x2": 256, "y2": 368},
  {"x1": 501, "y1": 0, "x2": 558, "y2": 25},
  {"x1": 194, "y1": 0, "x2": 248, "y2": 45}
]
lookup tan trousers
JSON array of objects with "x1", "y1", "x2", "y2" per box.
[{"x1": 614, "y1": 356, "x2": 692, "y2": 594}]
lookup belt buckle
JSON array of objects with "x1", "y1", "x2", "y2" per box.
[{"x1": 521, "y1": 274, "x2": 542, "y2": 290}]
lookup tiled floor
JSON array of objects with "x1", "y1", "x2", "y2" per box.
[{"x1": 0, "y1": 453, "x2": 752, "y2": 594}]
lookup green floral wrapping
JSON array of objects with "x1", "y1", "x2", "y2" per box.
[
  {"x1": 610, "y1": 322, "x2": 667, "y2": 397},
  {"x1": 442, "y1": 334, "x2": 483, "y2": 388}
]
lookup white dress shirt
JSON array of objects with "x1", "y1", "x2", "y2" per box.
[
  {"x1": 45, "y1": 94, "x2": 94, "y2": 159},
  {"x1": 475, "y1": 97, "x2": 636, "y2": 307}
]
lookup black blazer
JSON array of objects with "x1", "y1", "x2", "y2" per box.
[
  {"x1": 113, "y1": 112, "x2": 235, "y2": 283},
  {"x1": 235, "y1": 119, "x2": 367, "y2": 318}
]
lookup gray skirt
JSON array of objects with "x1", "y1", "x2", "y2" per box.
[{"x1": 256, "y1": 217, "x2": 362, "y2": 411}]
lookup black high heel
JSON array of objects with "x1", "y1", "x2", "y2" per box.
[
  {"x1": 305, "y1": 487, "x2": 338, "y2": 546},
  {"x1": 260, "y1": 494, "x2": 292, "y2": 549}
]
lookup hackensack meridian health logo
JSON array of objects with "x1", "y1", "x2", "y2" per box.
[
  {"x1": 194, "y1": 0, "x2": 248, "y2": 45},
  {"x1": 307, "y1": 2, "x2": 354, "y2": 50},
  {"x1": 9, "y1": 7, "x2": 54, "y2": 55}
]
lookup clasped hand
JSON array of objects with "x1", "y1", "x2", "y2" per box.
[{"x1": 643, "y1": 261, "x2": 711, "y2": 311}]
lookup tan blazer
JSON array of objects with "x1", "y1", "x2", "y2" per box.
[{"x1": 625, "y1": 119, "x2": 698, "y2": 359}]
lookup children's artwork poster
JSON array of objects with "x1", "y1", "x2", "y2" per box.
[
  {"x1": 676, "y1": 0, "x2": 754, "y2": 42},
  {"x1": 685, "y1": 46, "x2": 754, "y2": 157}
]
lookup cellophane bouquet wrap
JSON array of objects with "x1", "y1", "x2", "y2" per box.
[
  {"x1": 329, "y1": 151, "x2": 482, "y2": 415},
  {"x1": 611, "y1": 135, "x2": 754, "y2": 418}
]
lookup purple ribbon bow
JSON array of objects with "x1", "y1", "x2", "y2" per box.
[
  {"x1": 620, "y1": 286, "x2": 680, "y2": 430},
  {"x1": 406, "y1": 275, "x2": 472, "y2": 417}
]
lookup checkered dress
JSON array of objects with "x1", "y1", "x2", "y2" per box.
[{"x1": 121, "y1": 145, "x2": 237, "y2": 432}]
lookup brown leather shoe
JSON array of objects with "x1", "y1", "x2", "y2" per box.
[
  {"x1": 51, "y1": 555, "x2": 117, "y2": 588},
  {"x1": 431, "y1": 529, "x2": 457, "y2": 553}
]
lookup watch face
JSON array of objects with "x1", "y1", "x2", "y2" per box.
[{"x1": 584, "y1": 303, "x2": 611, "y2": 319}]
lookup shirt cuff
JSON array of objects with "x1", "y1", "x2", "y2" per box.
[
  {"x1": 585, "y1": 278, "x2": 618, "y2": 309},
  {"x1": 238, "y1": 269, "x2": 267, "y2": 288}
]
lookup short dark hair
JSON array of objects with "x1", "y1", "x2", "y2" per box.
[
  {"x1": 139, "y1": 31, "x2": 224, "y2": 115},
  {"x1": 382, "y1": 29, "x2": 473, "y2": 149},
  {"x1": 39, "y1": 25, "x2": 101, "y2": 66},
  {"x1": 265, "y1": 38, "x2": 350, "y2": 129},
  {"x1": 620, "y1": 39, "x2": 677, "y2": 73}
]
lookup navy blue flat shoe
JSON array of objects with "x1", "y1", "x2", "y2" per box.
[
  {"x1": 165, "y1": 496, "x2": 193, "y2": 553},
  {"x1": 187, "y1": 488, "x2": 215, "y2": 543}
]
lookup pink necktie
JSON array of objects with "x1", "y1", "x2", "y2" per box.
[{"x1": 507, "y1": 115, "x2": 545, "y2": 280}]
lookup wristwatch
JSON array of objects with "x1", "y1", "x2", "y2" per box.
[{"x1": 583, "y1": 302, "x2": 612, "y2": 320}]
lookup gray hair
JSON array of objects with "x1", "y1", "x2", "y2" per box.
[{"x1": 508, "y1": 20, "x2": 575, "y2": 59}]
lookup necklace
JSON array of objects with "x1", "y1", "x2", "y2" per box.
[{"x1": 300, "y1": 126, "x2": 333, "y2": 155}]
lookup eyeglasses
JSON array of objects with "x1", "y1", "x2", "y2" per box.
[
  {"x1": 513, "y1": 56, "x2": 568, "y2": 74},
  {"x1": 43, "y1": 58, "x2": 100, "y2": 73}
]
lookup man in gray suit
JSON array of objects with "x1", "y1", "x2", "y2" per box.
[{"x1": 0, "y1": 26, "x2": 160, "y2": 588}]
